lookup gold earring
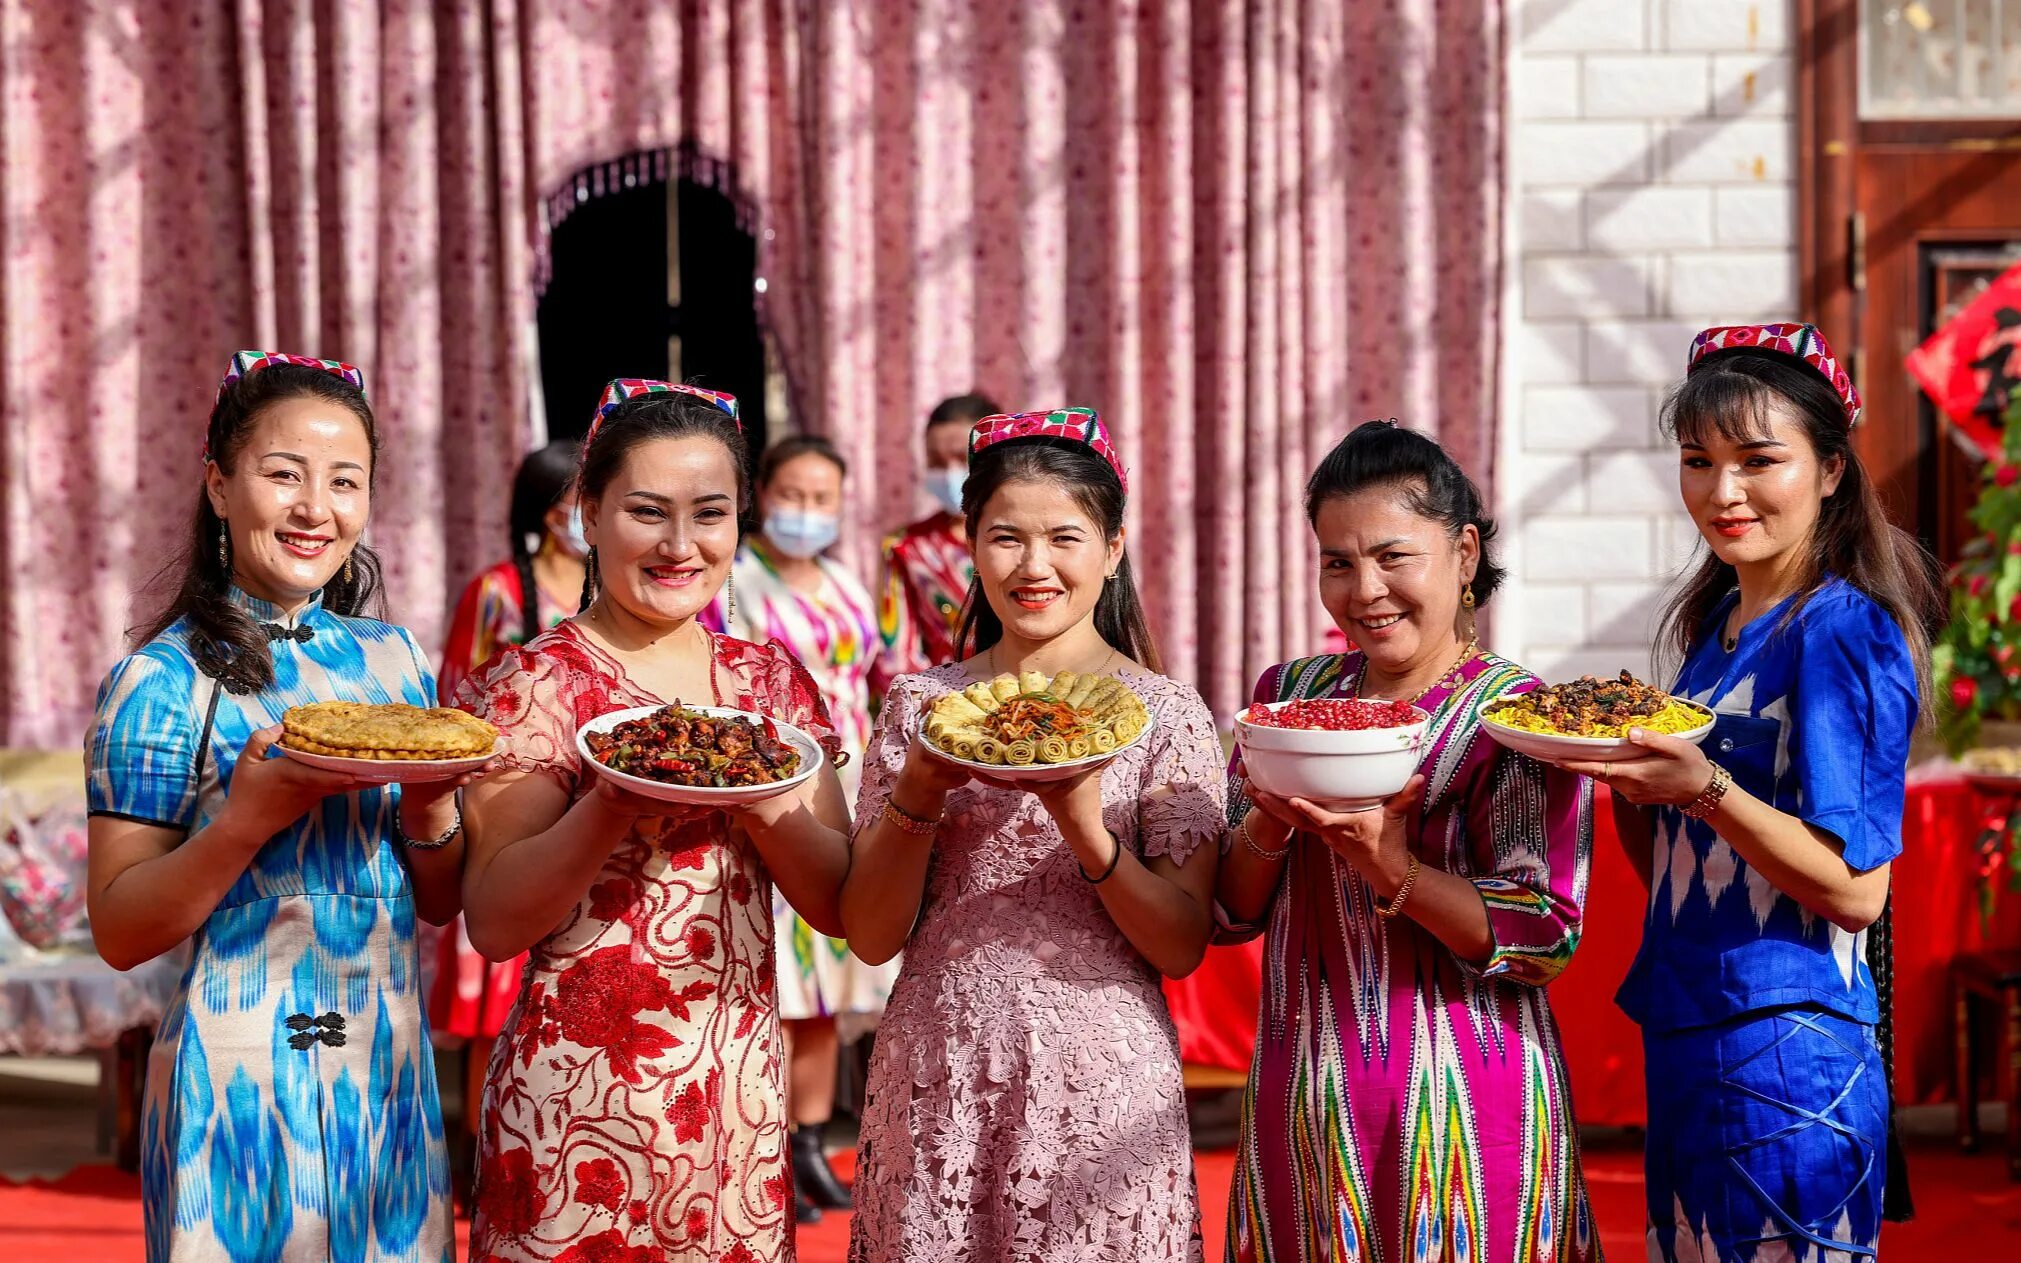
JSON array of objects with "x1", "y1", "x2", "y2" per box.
[
  {"x1": 343, "y1": 553, "x2": 354, "y2": 585},
  {"x1": 1461, "y1": 582, "x2": 1475, "y2": 609},
  {"x1": 585, "y1": 548, "x2": 599, "y2": 602}
]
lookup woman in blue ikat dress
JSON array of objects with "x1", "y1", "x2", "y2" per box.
[
  {"x1": 1545, "y1": 323, "x2": 1942, "y2": 1263},
  {"x1": 85, "y1": 353, "x2": 490, "y2": 1263}
]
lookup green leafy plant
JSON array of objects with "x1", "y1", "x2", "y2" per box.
[{"x1": 1934, "y1": 395, "x2": 2021, "y2": 754}]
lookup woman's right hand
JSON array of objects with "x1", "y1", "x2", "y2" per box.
[
  {"x1": 218, "y1": 726, "x2": 378, "y2": 841},
  {"x1": 584, "y1": 775, "x2": 692, "y2": 827}
]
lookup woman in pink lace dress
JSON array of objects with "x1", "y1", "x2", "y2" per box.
[
  {"x1": 841, "y1": 408, "x2": 1225, "y2": 1263},
  {"x1": 457, "y1": 382, "x2": 854, "y2": 1263}
]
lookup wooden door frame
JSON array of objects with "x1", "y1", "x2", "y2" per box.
[
  {"x1": 1799, "y1": 0, "x2": 2021, "y2": 341},
  {"x1": 1796, "y1": 0, "x2": 2021, "y2": 550}
]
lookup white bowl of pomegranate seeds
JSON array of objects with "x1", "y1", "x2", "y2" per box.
[{"x1": 1234, "y1": 697, "x2": 1431, "y2": 813}]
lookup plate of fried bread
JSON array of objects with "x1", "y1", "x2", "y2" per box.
[
  {"x1": 576, "y1": 704, "x2": 825, "y2": 806},
  {"x1": 278, "y1": 701, "x2": 501, "y2": 782},
  {"x1": 922, "y1": 670, "x2": 1153, "y2": 783}
]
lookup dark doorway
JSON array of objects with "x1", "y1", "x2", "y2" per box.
[{"x1": 536, "y1": 167, "x2": 769, "y2": 449}]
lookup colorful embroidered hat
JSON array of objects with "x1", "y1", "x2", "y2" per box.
[
  {"x1": 968, "y1": 407, "x2": 1128, "y2": 493},
  {"x1": 1686, "y1": 323, "x2": 1862, "y2": 427},
  {"x1": 206, "y1": 350, "x2": 368, "y2": 462},
  {"x1": 584, "y1": 379, "x2": 741, "y2": 450}
]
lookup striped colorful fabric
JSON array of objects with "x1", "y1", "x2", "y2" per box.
[
  {"x1": 1223, "y1": 649, "x2": 1598, "y2": 1263},
  {"x1": 206, "y1": 350, "x2": 367, "y2": 462}
]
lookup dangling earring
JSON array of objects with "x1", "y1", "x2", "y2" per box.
[
  {"x1": 342, "y1": 553, "x2": 354, "y2": 585},
  {"x1": 217, "y1": 523, "x2": 231, "y2": 571},
  {"x1": 585, "y1": 548, "x2": 600, "y2": 604},
  {"x1": 726, "y1": 571, "x2": 738, "y2": 624},
  {"x1": 1461, "y1": 581, "x2": 1475, "y2": 609}
]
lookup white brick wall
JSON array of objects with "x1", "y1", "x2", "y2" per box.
[{"x1": 1501, "y1": 0, "x2": 1797, "y2": 681}]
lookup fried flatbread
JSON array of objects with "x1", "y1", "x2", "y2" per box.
[{"x1": 281, "y1": 701, "x2": 498, "y2": 760}]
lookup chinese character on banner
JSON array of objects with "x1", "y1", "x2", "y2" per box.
[{"x1": 1906, "y1": 262, "x2": 2021, "y2": 462}]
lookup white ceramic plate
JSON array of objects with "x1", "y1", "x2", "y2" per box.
[
  {"x1": 923, "y1": 714, "x2": 1156, "y2": 784},
  {"x1": 1479, "y1": 704, "x2": 1714, "y2": 762},
  {"x1": 576, "y1": 705, "x2": 823, "y2": 806},
  {"x1": 276, "y1": 742, "x2": 500, "y2": 784}
]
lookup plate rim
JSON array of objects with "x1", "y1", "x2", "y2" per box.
[{"x1": 575, "y1": 702, "x2": 824, "y2": 800}]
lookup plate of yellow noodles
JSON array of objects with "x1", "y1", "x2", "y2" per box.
[
  {"x1": 922, "y1": 670, "x2": 1153, "y2": 783},
  {"x1": 1481, "y1": 671, "x2": 1714, "y2": 762}
]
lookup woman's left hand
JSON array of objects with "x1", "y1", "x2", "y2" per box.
[
  {"x1": 1550, "y1": 727, "x2": 1711, "y2": 807},
  {"x1": 1252, "y1": 775, "x2": 1423, "y2": 896}
]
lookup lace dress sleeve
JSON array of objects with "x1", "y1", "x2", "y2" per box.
[
  {"x1": 1134, "y1": 681, "x2": 1228, "y2": 869},
  {"x1": 754, "y1": 640, "x2": 844, "y2": 765},
  {"x1": 453, "y1": 643, "x2": 580, "y2": 794},
  {"x1": 852, "y1": 676, "x2": 924, "y2": 839}
]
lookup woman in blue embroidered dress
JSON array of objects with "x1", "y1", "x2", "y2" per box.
[
  {"x1": 86, "y1": 353, "x2": 482, "y2": 1263},
  {"x1": 1552, "y1": 324, "x2": 1942, "y2": 1262}
]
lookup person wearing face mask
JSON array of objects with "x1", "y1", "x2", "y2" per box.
[
  {"x1": 431, "y1": 437, "x2": 581, "y2": 1195},
  {"x1": 872, "y1": 392, "x2": 1001, "y2": 695},
  {"x1": 1214, "y1": 421, "x2": 1597, "y2": 1263},
  {"x1": 85, "y1": 352, "x2": 487, "y2": 1261},
  {"x1": 700, "y1": 432, "x2": 890, "y2": 1224},
  {"x1": 455, "y1": 381, "x2": 853, "y2": 1263},
  {"x1": 437, "y1": 439, "x2": 584, "y2": 704}
]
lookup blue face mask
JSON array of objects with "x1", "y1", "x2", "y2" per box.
[
  {"x1": 556, "y1": 504, "x2": 589, "y2": 558},
  {"x1": 926, "y1": 465, "x2": 967, "y2": 516},
  {"x1": 765, "y1": 507, "x2": 841, "y2": 559}
]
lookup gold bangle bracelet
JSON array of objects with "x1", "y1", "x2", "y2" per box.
[
  {"x1": 881, "y1": 797, "x2": 943, "y2": 837},
  {"x1": 1239, "y1": 813, "x2": 1291, "y2": 862},
  {"x1": 1376, "y1": 853, "x2": 1421, "y2": 919}
]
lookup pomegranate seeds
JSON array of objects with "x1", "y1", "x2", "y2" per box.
[{"x1": 1240, "y1": 697, "x2": 1422, "y2": 731}]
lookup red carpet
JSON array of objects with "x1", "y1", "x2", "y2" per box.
[{"x1": 4, "y1": 1143, "x2": 2017, "y2": 1259}]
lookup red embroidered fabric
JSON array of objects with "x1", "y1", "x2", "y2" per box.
[{"x1": 458, "y1": 622, "x2": 838, "y2": 1263}]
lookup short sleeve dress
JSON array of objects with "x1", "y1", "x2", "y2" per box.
[
  {"x1": 1619, "y1": 579, "x2": 1917, "y2": 1262},
  {"x1": 86, "y1": 589, "x2": 453, "y2": 1263},
  {"x1": 458, "y1": 621, "x2": 840, "y2": 1263},
  {"x1": 846, "y1": 664, "x2": 1226, "y2": 1263}
]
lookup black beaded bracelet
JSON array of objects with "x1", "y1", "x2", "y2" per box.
[{"x1": 1079, "y1": 831, "x2": 1124, "y2": 885}]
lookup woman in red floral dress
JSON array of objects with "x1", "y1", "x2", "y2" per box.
[{"x1": 456, "y1": 381, "x2": 854, "y2": 1263}]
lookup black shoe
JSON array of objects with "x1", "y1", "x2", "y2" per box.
[
  {"x1": 790, "y1": 1122, "x2": 853, "y2": 1210},
  {"x1": 794, "y1": 1185, "x2": 823, "y2": 1225}
]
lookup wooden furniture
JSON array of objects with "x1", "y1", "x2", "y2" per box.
[{"x1": 1953, "y1": 948, "x2": 2021, "y2": 1179}]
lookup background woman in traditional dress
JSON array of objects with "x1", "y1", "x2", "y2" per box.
[
  {"x1": 86, "y1": 352, "x2": 474, "y2": 1263},
  {"x1": 872, "y1": 392, "x2": 999, "y2": 694},
  {"x1": 433, "y1": 437, "x2": 581, "y2": 1193},
  {"x1": 703, "y1": 433, "x2": 891, "y2": 1223},
  {"x1": 1563, "y1": 324, "x2": 1942, "y2": 1262},
  {"x1": 456, "y1": 381, "x2": 853, "y2": 1263},
  {"x1": 1215, "y1": 421, "x2": 1598, "y2": 1263},
  {"x1": 843, "y1": 408, "x2": 1225, "y2": 1263}
]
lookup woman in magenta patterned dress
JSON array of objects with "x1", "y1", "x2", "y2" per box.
[
  {"x1": 456, "y1": 382, "x2": 853, "y2": 1263},
  {"x1": 842, "y1": 408, "x2": 1225, "y2": 1262},
  {"x1": 703, "y1": 434, "x2": 892, "y2": 1222},
  {"x1": 1216, "y1": 422, "x2": 1598, "y2": 1263}
]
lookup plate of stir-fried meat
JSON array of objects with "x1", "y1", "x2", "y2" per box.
[
  {"x1": 578, "y1": 704, "x2": 823, "y2": 805},
  {"x1": 1481, "y1": 670, "x2": 1714, "y2": 761}
]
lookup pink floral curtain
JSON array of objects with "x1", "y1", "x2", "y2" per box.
[{"x1": 0, "y1": 0, "x2": 1502, "y2": 744}]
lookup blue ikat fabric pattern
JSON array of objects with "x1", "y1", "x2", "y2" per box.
[{"x1": 87, "y1": 589, "x2": 453, "y2": 1263}]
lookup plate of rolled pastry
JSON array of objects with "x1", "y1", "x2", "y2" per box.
[{"x1": 921, "y1": 669, "x2": 1154, "y2": 783}]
